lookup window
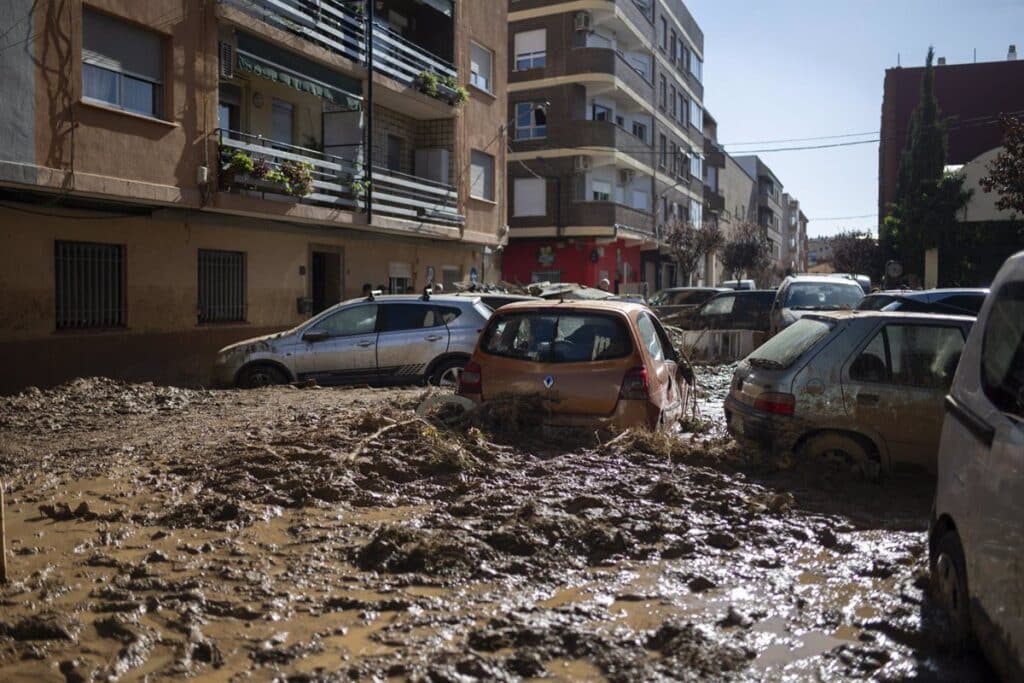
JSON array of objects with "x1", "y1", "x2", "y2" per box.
[
  {"x1": 198, "y1": 249, "x2": 246, "y2": 323},
  {"x1": 982, "y1": 281, "x2": 1024, "y2": 418},
  {"x1": 682, "y1": 46, "x2": 691, "y2": 71},
  {"x1": 631, "y1": 190, "x2": 649, "y2": 211},
  {"x1": 690, "y1": 55, "x2": 703, "y2": 82},
  {"x1": 381, "y1": 303, "x2": 440, "y2": 332},
  {"x1": 441, "y1": 268, "x2": 462, "y2": 292},
  {"x1": 701, "y1": 295, "x2": 735, "y2": 317},
  {"x1": 659, "y1": 17, "x2": 667, "y2": 50},
  {"x1": 679, "y1": 94, "x2": 687, "y2": 125},
  {"x1": 690, "y1": 201, "x2": 703, "y2": 226},
  {"x1": 690, "y1": 153, "x2": 703, "y2": 179},
  {"x1": 514, "y1": 177, "x2": 546, "y2": 216},
  {"x1": 55, "y1": 240, "x2": 126, "y2": 329},
  {"x1": 749, "y1": 318, "x2": 834, "y2": 370},
  {"x1": 514, "y1": 29, "x2": 546, "y2": 70},
  {"x1": 669, "y1": 85, "x2": 677, "y2": 119},
  {"x1": 690, "y1": 99, "x2": 702, "y2": 129},
  {"x1": 659, "y1": 75, "x2": 667, "y2": 109},
  {"x1": 470, "y1": 150, "x2": 494, "y2": 201},
  {"x1": 637, "y1": 314, "x2": 665, "y2": 361},
  {"x1": 218, "y1": 84, "x2": 241, "y2": 133},
  {"x1": 670, "y1": 142, "x2": 678, "y2": 176},
  {"x1": 592, "y1": 103, "x2": 612, "y2": 121},
  {"x1": 313, "y1": 304, "x2": 378, "y2": 337},
  {"x1": 272, "y1": 99, "x2": 294, "y2": 144},
  {"x1": 532, "y1": 270, "x2": 561, "y2": 283},
  {"x1": 470, "y1": 42, "x2": 493, "y2": 92},
  {"x1": 515, "y1": 101, "x2": 546, "y2": 139},
  {"x1": 482, "y1": 312, "x2": 632, "y2": 363},
  {"x1": 615, "y1": 115, "x2": 625, "y2": 127},
  {"x1": 632, "y1": 121, "x2": 647, "y2": 142},
  {"x1": 669, "y1": 31, "x2": 677, "y2": 62},
  {"x1": 386, "y1": 134, "x2": 403, "y2": 171},
  {"x1": 659, "y1": 134, "x2": 667, "y2": 168},
  {"x1": 851, "y1": 324, "x2": 966, "y2": 389},
  {"x1": 82, "y1": 9, "x2": 164, "y2": 118},
  {"x1": 591, "y1": 180, "x2": 611, "y2": 201}
]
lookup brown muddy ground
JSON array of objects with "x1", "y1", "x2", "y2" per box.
[{"x1": 0, "y1": 370, "x2": 994, "y2": 681}]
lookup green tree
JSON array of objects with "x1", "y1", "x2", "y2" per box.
[
  {"x1": 980, "y1": 114, "x2": 1024, "y2": 216},
  {"x1": 883, "y1": 47, "x2": 970, "y2": 280}
]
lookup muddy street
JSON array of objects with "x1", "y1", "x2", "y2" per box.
[{"x1": 0, "y1": 370, "x2": 991, "y2": 681}]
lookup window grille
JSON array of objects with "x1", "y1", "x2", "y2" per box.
[
  {"x1": 55, "y1": 240, "x2": 126, "y2": 329},
  {"x1": 198, "y1": 249, "x2": 246, "y2": 323}
]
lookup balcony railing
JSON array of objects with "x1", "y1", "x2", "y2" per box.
[
  {"x1": 221, "y1": 0, "x2": 457, "y2": 89},
  {"x1": 217, "y1": 129, "x2": 360, "y2": 209},
  {"x1": 370, "y1": 166, "x2": 463, "y2": 226}
]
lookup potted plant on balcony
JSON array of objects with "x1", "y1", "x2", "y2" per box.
[
  {"x1": 414, "y1": 71, "x2": 468, "y2": 106},
  {"x1": 344, "y1": 163, "x2": 371, "y2": 210},
  {"x1": 281, "y1": 160, "x2": 315, "y2": 198}
]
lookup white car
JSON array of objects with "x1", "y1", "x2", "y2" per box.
[{"x1": 931, "y1": 251, "x2": 1023, "y2": 680}]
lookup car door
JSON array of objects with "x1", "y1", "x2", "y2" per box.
[
  {"x1": 375, "y1": 302, "x2": 449, "y2": 382},
  {"x1": 844, "y1": 321, "x2": 967, "y2": 470},
  {"x1": 958, "y1": 279, "x2": 1024, "y2": 645},
  {"x1": 292, "y1": 303, "x2": 379, "y2": 384}
]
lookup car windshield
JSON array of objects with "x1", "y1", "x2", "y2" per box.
[
  {"x1": 784, "y1": 282, "x2": 864, "y2": 310},
  {"x1": 857, "y1": 294, "x2": 899, "y2": 310},
  {"x1": 481, "y1": 312, "x2": 632, "y2": 363},
  {"x1": 747, "y1": 318, "x2": 834, "y2": 369}
]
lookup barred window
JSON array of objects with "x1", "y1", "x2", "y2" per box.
[
  {"x1": 198, "y1": 249, "x2": 246, "y2": 323},
  {"x1": 55, "y1": 240, "x2": 126, "y2": 329}
]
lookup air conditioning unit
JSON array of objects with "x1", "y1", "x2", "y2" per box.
[
  {"x1": 574, "y1": 12, "x2": 592, "y2": 31},
  {"x1": 618, "y1": 169, "x2": 635, "y2": 185},
  {"x1": 219, "y1": 41, "x2": 234, "y2": 79},
  {"x1": 573, "y1": 155, "x2": 591, "y2": 172}
]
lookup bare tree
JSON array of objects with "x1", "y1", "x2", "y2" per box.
[
  {"x1": 665, "y1": 219, "x2": 725, "y2": 286},
  {"x1": 720, "y1": 221, "x2": 771, "y2": 282}
]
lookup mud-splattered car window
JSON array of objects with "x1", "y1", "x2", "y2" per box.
[
  {"x1": 637, "y1": 314, "x2": 665, "y2": 362},
  {"x1": 482, "y1": 313, "x2": 631, "y2": 363},
  {"x1": 884, "y1": 324, "x2": 966, "y2": 389},
  {"x1": 784, "y1": 282, "x2": 864, "y2": 310},
  {"x1": 312, "y1": 304, "x2": 378, "y2": 337},
  {"x1": 438, "y1": 306, "x2": 463, "y2": 325},
  {"x1": 748, "y1": 318, "x2": 833, "y2": 369},
  {"x1": 981, "y1": 280, "x2": 1024, "y2": 418}
]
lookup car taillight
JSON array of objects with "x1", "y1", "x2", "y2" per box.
[
  {"x1": 459, "y1": 361, "x2": 482, "y2": 394},
  {"x1": 620, "y1": 366, "x2": 649, "y2": 400},
  {"x1": 753, "y1": 392, "x2": 796, "y2": 416}
]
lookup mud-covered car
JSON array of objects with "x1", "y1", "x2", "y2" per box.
[
  {"x1": 676, "y1": 290, "x2": 776, "y2": 333},
  {"x1": 725, "y1": 310, "x2": 973, "y2": 474},
  {"x1": 458, "y1": 300, "x2": 692, "y2": 432},
  {"x1": 857, "y1": 288, "x2": 988, "y2": 316},
  {"x1": 214, "y1": 293, "x2": 490, "y2": 388},
  {"x1": 930, "y1": 251, "x2": 1024, "y2": 680},
  {"x1": 649, "y1": 287, "x2": 727, "y2": 318},
  {"x1": 769, "y1": 275, "x2": 865, "y2": 336}
]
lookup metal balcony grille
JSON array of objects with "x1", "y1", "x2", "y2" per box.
[
  {"x1": 55, "y1": 240, "x2": 126, "y2": 330},
  {"x1": 198, "y1": 249, "x2": 247, "y2": 323}
]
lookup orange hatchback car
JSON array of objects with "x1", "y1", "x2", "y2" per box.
[{"x1": 457, "y1": 300, "x2": 692, "y2": 432}]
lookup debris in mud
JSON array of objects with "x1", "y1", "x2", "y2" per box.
[
  {"x1": 356, "y1": 524, "x2": 496, "y2": 578},
  {"x1": 646, "y1": 621, "x2": 754, "y2": 675},
  {"x1": 1, "y1": 612, "x2": 80, "y2": 641},
  {"x1": 38, "y1": 501, "x2": 97, "y2": 522}
]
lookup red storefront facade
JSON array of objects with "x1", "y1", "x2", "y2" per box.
[{"x1": 501, "y1": 238, "x2": 642, "y2": 291}]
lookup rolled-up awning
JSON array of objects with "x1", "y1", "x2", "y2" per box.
[{"x1": 236, "y1": 33, "x2": 362, "y2": 111}]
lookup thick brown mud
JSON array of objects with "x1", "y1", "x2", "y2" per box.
[{"x1": 0, "y1": 373, "x2": 993, "y2": 680}]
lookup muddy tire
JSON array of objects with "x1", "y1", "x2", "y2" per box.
[
  {"x1": 429, "y1": 358, "x2": 465, "y2": 388},
  {"x1": 236, "y1": 363, "x2": 288, "y2": 389},
  {"x1": 802, "y1": 432, "x2": 880, "y2": 480},
  {"x1": 931, "y1": 530, "x2": 974, "y2": 652}
]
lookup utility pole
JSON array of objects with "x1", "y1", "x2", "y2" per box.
[
  {"x1": 1, "y1": 480, "x2": 8, "y2": 584},
  {"x1": 365, "y1": 0, "x2": 374, "y2": 222}
]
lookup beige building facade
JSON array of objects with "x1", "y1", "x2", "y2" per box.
[{"x1": 0, "y1": 0, "x2": 507, "y2": 392}]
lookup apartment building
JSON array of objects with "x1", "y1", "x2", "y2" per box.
[
  {"x1": 733, "y1": 155, "x2": 786, "y2": 279},
  {"x1": 502, "y1": 0, "x2": 706, "y2": 292},
  {"x1": 0, "y1": 0, "x2": 506, "y2": 393},
  {"x1": 781, "y1": 193, "x2": 809, "y2": 273}
]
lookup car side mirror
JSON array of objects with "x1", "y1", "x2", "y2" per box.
[{"x1": 302, "y1": 330, "x2": 329, "y2": 343}]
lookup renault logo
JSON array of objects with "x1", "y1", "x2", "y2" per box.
[{"x1": 543, "y1": 375, "x2": 554, "y2": 389}]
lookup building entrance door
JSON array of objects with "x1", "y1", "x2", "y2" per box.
[{"x1": 311, "y1": 250, "x2": 343, "y2": 314}]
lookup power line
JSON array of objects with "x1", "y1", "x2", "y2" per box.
[
  {"x1": 810, "y1": 213, "x2": 878, "y2": 221},
  {"x1": 722, "y1": 130, "x2": 878, "y2": 146}
]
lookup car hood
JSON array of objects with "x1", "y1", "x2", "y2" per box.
[{"x1": 217, "y1": 330, "x2": 291, "y2": 356}]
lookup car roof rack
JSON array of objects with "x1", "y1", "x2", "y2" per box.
[
  {"x1": 422, "y1": 286, "x2": 432, "y2": 301},
  {"x1": 367, "y1": 289, "x2": 383, "y2": 302}
]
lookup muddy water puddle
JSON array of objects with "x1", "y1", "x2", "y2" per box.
[{"x1": 0, "y1": 375, "x2": 994, "y2": 680}]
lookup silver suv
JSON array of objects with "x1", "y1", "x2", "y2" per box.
[
  {"x1": 213, "y1": 294, "x2": 491, "y2": 388},
  {"x1": 769, "y1": 275, "x2": 865, "y2": 336}
]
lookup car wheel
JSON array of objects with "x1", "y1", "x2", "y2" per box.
[
  {"x1": 237, "y1": 364, "x2": 288, "y2": 389},
  {"x1": 430, "y1": 358, "x2": 465, "y2": 388},
  {"x1": 802, "y1": 432, "x2": 880, "y2": 479},
  {"x1": 931, "y1": 530, "x2": 973, "y2": 652}
]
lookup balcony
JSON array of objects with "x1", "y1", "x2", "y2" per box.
[
  {"x1": 220, "y1": 0, "x2": 456, "y2": 91},
  {"x1": 704, "y1": 186, "x2": 725, "y2": 212},
  {"x1": 217, "y1": 129, "x2": 360, "y2": 209},
  {"x1": 567, "y1": 201, "x2": 655, "y2": 237},
  {"x1": 704, "y1": 139, "x2": 725, "y2": 168},
  {"x1": 370, "y1": 166, "x2": 463, "y2": 226},
  {"x1": 562, "y1": 48, "x2": 654, "y2": 102}
]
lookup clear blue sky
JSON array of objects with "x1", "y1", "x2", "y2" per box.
[{"x1": 687, "y1": 0, "x2": 1024, "y2": 238}]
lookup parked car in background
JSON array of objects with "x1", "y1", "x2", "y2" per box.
[
  {"x1": 720, "y1": 279, "x2": 756, "y2": 291},
  {"x1": 214, "y1": 294, "x2": 490, "y2": 388},
  {"x1": 677, "y1": 290, "x2": 776, "y2": 333},
  {"x1": 725, "y1": 310, "x2": 973, "y2": 474},
  {"x1": 930, "y1": 251, "x2": 1023, "y2": 679},
  {"x1": 458, "y1": 300, "x2": 692, "y2": 432},
  {"x1": 829, "y1": 273, "x2": 872, "y2": 293},
  {"x1": 858, "y1": 288, "x2": 989, "y2": 316},
  {"x1": 769, "y1": 275, "x2": 865, "y2": 335},
  {"x1": 649, "y1": 287, "x2": 726, "y2": 317}
]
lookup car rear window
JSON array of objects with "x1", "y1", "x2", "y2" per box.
[
  {"x1": 481, "y1": 312, "x2": 632, "y2": 363},
  {"x1": 784, "y1": 282, "x2": 864, "y2": 310},
  {"x1": 747, "y1": 318, "x2": 834, "y2": 370}
]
